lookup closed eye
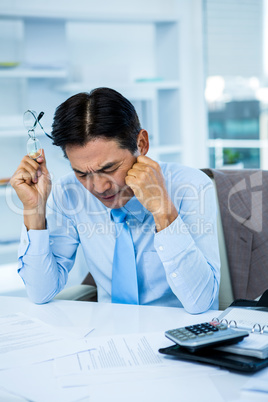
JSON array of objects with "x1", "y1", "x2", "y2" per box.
[
  {"x1": 102, "y1": 167, "x2": 119, "y2": 174},
  {"x1": 76, "y1": 167, "x2": 118, "y2": 178}
]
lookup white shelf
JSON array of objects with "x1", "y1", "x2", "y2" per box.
[
  {"x1": 0, "y1": 67, "x2": 68, "y2": 79},
  {"x1": 0, "y1": 262, "x2": 26, "y2": 295},
  {"x1": 0, "y1": 186, "x2": 13, "y2": 197},
  {"x1": 0, "y1": 129, "x2": 48, "y2": 138},
  {"x1": 56, "y1": 80, "x2": 180, "y2": 90},
  {"x1": 150, "y1": 145, "x2": 182, "y2": 154},
  {"x1": 56, "y1": 81, "x2": 181, "y2": 100},
  {"x1": 1, "y1": 9, "x2": 178, "y2": 24},
  {"x1": 0, "y1": 115, "x2": 51, "y2": 137},
  {"x1": 208, "y1": 139, "x2": 268, "y2": 148},
  {"x1": 0, "y1": 242, "x2": 19, "y2": 255},
  {"x1": 0, "y1": 129, "x2": 26, "y2": 137}
]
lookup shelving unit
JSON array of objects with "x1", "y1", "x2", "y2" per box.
[
  {"x1": 0, "y1": 9, "x2": 183, "y2": 168},
  {"x1": 0, "y1": 186, "x2": 13, "y2": 197},
  {"x1": 0, "y1": 0, "x2": 207, "y2": 270},
  {"x1": 0, "y1": 242, "x2": 19, "y2": 264},
  {"x1": 0, "y1": 67, "x2": 68, "y2": 79}
]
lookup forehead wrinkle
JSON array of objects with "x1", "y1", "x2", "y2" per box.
[{"x1": 73, "y1": 160, "x2": 121, "y2": 175}]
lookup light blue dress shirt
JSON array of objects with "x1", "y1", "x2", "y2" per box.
[{"x1": 18, "y1": 162, "x2": 220, "y2": 313}]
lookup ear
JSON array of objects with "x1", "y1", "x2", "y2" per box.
[{"x1": 136, "y1": 129, "x2": 149, "y2": 156}]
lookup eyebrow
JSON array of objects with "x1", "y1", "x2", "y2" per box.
[{"x1": 73, "y1": 162, "x2": 119, "y2": 175}]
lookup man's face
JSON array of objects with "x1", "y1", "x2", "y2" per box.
[{"x1": 65, "y1": 139, "x2": 138, "y2": 209}]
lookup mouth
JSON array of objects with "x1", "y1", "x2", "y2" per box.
[{"x1": 98, "y1": 192, "x2": 119, "y2": 201}]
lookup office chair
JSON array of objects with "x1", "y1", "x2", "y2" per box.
[
  {"x1": 202, "y1": 168, "x2": 268, "y2": 308},
  {"x1": 54, "y1": 272, "x2": 97, "y2": 301},
  {"x1": 205, "y1": 172, "x2": 234, "y2": 310}
]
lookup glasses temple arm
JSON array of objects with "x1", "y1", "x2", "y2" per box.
[{"x1": 37, "y1": 119, "x2": 53, "y2": 140}]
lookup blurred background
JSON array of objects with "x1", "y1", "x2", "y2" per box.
[{"x1": 0, "y1": 0, "x2": 267, "y2": 296}]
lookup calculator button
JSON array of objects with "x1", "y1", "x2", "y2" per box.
[
  {"x1": 197, "y1": 333, "x2": 206, "y2": 337},
  {"x1": 206, "y1": 331, "x2": 214, "y2": 335}
]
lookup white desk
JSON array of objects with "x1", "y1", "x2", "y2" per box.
[{"x1": 0, "y1": 296, "x2": 266, "y2": 402}]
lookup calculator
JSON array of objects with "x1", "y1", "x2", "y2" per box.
[{"x1": 165, "y1": 321, "x2": 249, "y2": 352}]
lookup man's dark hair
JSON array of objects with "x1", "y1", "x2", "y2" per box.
[{"x1": 51, "y1": 87, "x2": 142, "y2": 156}]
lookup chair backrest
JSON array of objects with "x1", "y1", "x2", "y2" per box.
[{"x1": 211, "y1": 178, "x2": 234, "y2": 310}]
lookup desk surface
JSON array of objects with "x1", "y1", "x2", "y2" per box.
[{"x1": 0, "y1": 296, "x2": 266, "y2": 402}]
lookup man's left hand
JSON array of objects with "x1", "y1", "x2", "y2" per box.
[{"x1": 125, "y1": 155, "x2": 178, "y2": 231}]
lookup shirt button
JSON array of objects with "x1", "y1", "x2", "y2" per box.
[
  {"x1": 171, "y1": 273, "x2": 177, "y2": 278},
  {"x1": 159, "y1": 246, "x2": 164, "y2": 251},
  {"x1": 126, "y1": 221, "x2": 129, "y2": 225},
  {"x1": 23, "y1": 239, "x2": 27, "y2": 245}
]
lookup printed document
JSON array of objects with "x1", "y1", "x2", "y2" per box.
[
  {"x1": 54, "y1": 332, "x2": 171, "y2": 376},
  {"x1": 0, "y1": 313, "x2": 93, "y2": 369}
]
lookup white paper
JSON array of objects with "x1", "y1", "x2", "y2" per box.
[
  {"x1": 217, "y1": 332, "x2": 268, "y2": 356},
  {"x1": 0, "y1": 330, "x2": 222, "y2": 402},
  {"x1": 58, "y1": 369, "x2": 224, "y2": 402},
  {"x1": 87, "y1": 375, "x2": 225, "y2": 402},
  {"x1": 54, "y1": 332, "x2": 174, "y2": 376},
  {"x1": 56, "y1": 331, "x2": 220, "y2": 402},
  {"x1": 0, "y1": 360, "x2": 224, "y2": 402},
  {"x1": 0, "y1": 313, "x2": 94, "y2": 369},
  {"x1": 236, "y1": 333, "x2": 268, "y2": 349},
  {"x1": 242, "y1": 366, "x2": 268, "y2": 394},
  {"x1": 0, "y1": 386, "x2": 26, "y2": 401},
  {"x1": 54, "y1": 332, "x2": 218, "y2": 380},
  {"x1": 218, "y1": 308, "x2": 268, "y2": 330},
  {"x1": 0, "y1": 361, "x2": 90, "y2": 402}
]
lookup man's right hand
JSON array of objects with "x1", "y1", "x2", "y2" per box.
[{"x1": 10, "y1": 149, "x2": 51, "y2": 230}]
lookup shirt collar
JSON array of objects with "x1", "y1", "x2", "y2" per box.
[
  {"x1": 108, "y1": 196, "x2": 148, "y2": 223},
  {"x1": 107, "y1": 195, "x2": 149, "y2": 223},
  {"x1": 122, "y1": 196, "x2": 148, "y2": 223}
]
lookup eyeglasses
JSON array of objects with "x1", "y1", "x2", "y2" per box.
[{"x1": 23, "y1": 110, "x2": 52, "y2": 160}]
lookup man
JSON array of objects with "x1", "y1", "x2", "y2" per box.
[{"x1": 11, "y1": 87, "x2": 220, "y2": 313}]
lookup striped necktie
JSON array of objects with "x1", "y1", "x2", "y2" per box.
[{"x1": 111, "y1": 208, "x2": 139, "y2": 304}]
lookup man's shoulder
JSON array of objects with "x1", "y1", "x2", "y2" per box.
[
  {"x1": 51, "y1": 171, "x2": 85, "y2": 200},
  {"x1": 56, "y1": 171, "x2": 77, "y2": 186},
  {"x1": 159, "y1": 161, "x2": 211, "y2": 187}
]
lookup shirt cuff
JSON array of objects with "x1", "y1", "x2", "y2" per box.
[
  {"x1": 18, "y1": 224, "x2": 50, "y2": 258},
  {"x1": 154, "y1": 215, "x2": 194, "y2": 262}
]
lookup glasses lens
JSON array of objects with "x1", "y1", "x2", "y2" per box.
[
  {"x1": 24, "y1": 110, "x2": 38, "y2": 131},
  {"x1": 27, "y1": 137, "x2": 42, "y2": 160}
]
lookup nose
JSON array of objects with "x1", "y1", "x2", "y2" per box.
[{"x1": 92, "y1": 173, "x2": 111, "y2": 194}]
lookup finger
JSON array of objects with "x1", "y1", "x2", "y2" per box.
[
  {"x1": 19, "y1": 161, "x2": 40, "y2": 183},
  {"x1": 22, "y1": 155, "x2": 41, "y2": 171},
  {"x1": 126, "y1": 168, "x2": 138, "y2": 178},
  {"x1": 36, "y1": 149, "x2": 49, "y2": 174},
  {"x1": 125, "y1": 176, "x2": 141, "y2": 195},
  {"x1": 130, "y1": 162, "x2": 150, "y2": 171},
  {"x1": 14, "y1": 169, "x2": 35, "y2": 186},
  {"x1": 137, "y1": 155, "x2": 159, "y2": 170},
  {"x1": 36, "y1": 148, "x2": 45, "y2": 164}
]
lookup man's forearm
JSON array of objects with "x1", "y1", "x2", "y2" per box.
[
  {"x1": 154, "y1": 215, "x2": 220, "y2": 313},
  {"x1": 153, "y1": 204, "x2": 178, "y2": 232},
  {"x1": 24, "y1": 208, "x2": 46, "y2": 230}
]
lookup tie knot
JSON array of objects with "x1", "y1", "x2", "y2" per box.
[{"x1": 111, "y1": 208, "x2": 127, "y2": 223}]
